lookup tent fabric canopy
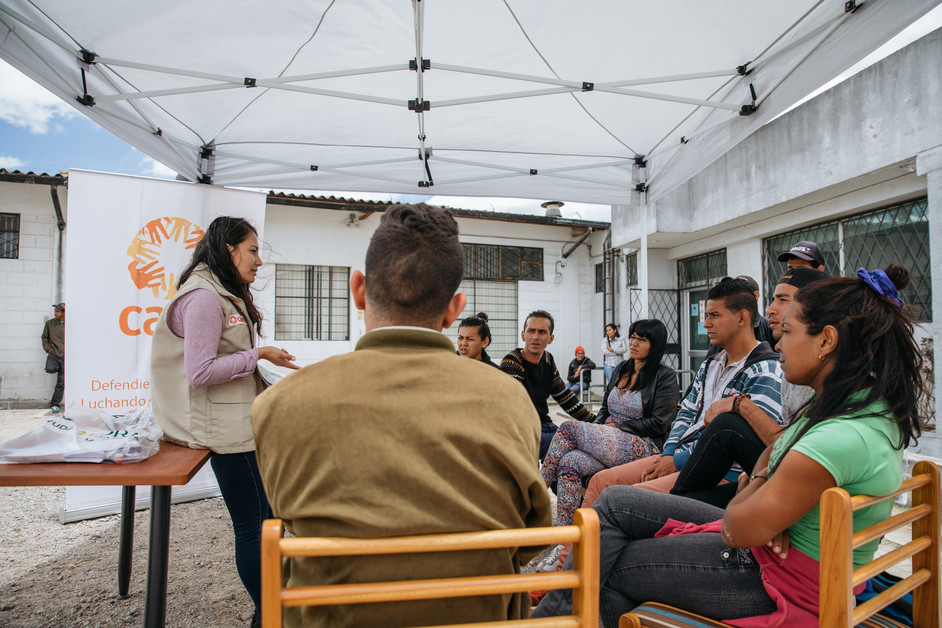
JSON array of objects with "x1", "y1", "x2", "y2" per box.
[{"x1": 0, "y1": 0, "x2": 936, "y2": 205}]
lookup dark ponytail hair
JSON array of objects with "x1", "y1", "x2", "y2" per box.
[
  {"x1": 178, "y1": 216, "x2": 263, "y2": 334},
  {"x1": 772, "y1": 264, "x2": 922, "y2": 470},
  {"x1": 620, "y1": 319, "x2": 668, "y2": 391},
  {"x1": 458, "y1": 312, "x2": 492, "y2": 344}
]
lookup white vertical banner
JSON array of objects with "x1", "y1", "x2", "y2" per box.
[{"x1": 61, "y1": 170, "x2": 267, "y2": 521}]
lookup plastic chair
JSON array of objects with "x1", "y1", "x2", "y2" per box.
[
  {"x1": 261, "y1": 508, "x2": 600, "y2": 628},
  {"x1": 619, "y1": 460, "x2": 941, "y2": 628}
]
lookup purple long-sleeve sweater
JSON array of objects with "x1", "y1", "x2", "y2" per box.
[{"x1": 167, "y1": 288, "x2": 258, "y2": 388}]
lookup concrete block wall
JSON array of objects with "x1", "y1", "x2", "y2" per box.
[{"x1": 0, "y1": 181, "x2": 67, "y2": 406}]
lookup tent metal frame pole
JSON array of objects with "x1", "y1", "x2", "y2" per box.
[
  {"x1": 0, "y1": 15, "x2": 82, "y2": 95},
  {"x1": 435, "y1": 85, "x2": 743, "y2": 112},
  {"x1": 412, "y1": 0, "x2": 431, "y2": 187},
  {"x1": 755, "y1": 12, "x2": 848, "y2": 108},
  {"x1": 433, "y1": 62, "x2": 735, "y2": 90},
  {"x1": 98, "y1": 56, "x2": 406, "y2": 84},
  {"x1": 637, "y1": 164, "x2": 649, "y2": 321},
  {"x1": 212, "y1": 151, "x2": 416, "y2": 171}
]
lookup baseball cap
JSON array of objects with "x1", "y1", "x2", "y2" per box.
[
  {"x1": 778, "y1": 268, "x2": 828, "y2": 290},
  {"x1": 53, "y1": 302, "x2": 65, "y2": 311},
  {"x1": 777, "y1": 240, "x2": 825, "y2": 267}
]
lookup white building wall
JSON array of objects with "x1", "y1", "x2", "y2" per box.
[
  {"x1": 0, "y1": 192, "x2": 607, "y2": 403},
  {"x1": 0, "y1": 181, "x2": 68, "y2": 405}
]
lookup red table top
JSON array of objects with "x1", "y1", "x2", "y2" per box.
[{"x1": 0, "y1": 442, "x2": 211, "y2": 487}]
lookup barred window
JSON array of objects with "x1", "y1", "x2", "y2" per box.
[
  {"x1": 0, "y1": 213, "x2": 19, "y2": 259},
  {"x1": 274, "y1": 264, "x2": 350, "y2": 340},
  {"x1": 678, "y1": 249, "x2": 727, "y2": 289},
  {"x1": 763, "y1": 198, "x2": 931, "y2": 321},
  {"x1": 595, "y1": 263, "x2": 604, "y2": 293},
  {"x1": 625, "y1": 252, "x2": 638, "y2": 287},
  {"x1": 444, "y1": 280, "x2": 518, "y2": 359},
  {"x1": 463, "y1": 243, "x2": 543, "y2": 281}
]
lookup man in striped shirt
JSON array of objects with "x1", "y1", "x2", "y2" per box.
[{"x1": 583, "y1": 277, "x2": 783, "y2": 499}]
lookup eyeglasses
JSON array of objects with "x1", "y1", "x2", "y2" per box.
[{"x1": 628, "y1": 335, "x2": 649, "y2": 343}]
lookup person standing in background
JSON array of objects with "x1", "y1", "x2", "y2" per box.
[
  {"x1": 601, "y1": 323, "x2": 627, "y2": 384},
  {"x1": 41, "y1": 302, "x2": 66, "y2": 413}
]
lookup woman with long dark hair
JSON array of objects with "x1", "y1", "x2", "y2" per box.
[
  {"x1": 541, "y1": 319, "x2": 678, "y2": 529},
  {"x1": 533, "y1": 265, "x2": 923, "y2": 627},
  {"x1": 150, "y1": 216, "x2": 299, "y2": 626}
]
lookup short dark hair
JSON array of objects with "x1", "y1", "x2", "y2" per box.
[
  {"x1": 364, "y1": 203, "x2": 463, "y2": 322},
  {"x1": 523, "y1": 309, "x2": 555, "y2": 334},
  {"x1": 708, "y1": 277, "x2": 758, "y2": 325}
]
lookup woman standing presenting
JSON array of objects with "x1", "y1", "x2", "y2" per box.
[
  {"x1": 601, "y1": 323, "x2": 627, "y2": 384},
  {"x1": 150, "y1": 216, "x2": 298, "y2": 625}
]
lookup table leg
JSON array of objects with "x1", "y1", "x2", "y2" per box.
[
  {"x1": 117, "y1": 485, "x2": 135, "y2": 598},
  {"x1": 144, "y1": 486, "x2": 172, "y2": 628}
]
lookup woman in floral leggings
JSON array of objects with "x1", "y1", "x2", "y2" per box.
[{"x1": 541, "y1": 319, "x2": 679, "y2": 527}]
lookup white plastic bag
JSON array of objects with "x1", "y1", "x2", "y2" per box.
[{"x1": 0, "y1": 403, "x2": 163, "y2": 464}]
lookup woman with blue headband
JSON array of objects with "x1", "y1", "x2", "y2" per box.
[{"x1": 533, "y1": 264, "x2": 922, "y2": 627}]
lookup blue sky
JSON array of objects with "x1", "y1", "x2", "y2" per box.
[{"x1": 2, "y1": 6, "x2": 940, "y2": 224}]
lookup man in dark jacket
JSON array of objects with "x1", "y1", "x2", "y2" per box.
[{"x1": 41, "y1": 302, "x2": 65, "y2": 412}]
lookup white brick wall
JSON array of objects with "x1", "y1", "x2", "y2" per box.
[
  {"x1": 0, "y1": 181, "x2": 67, "y2": 405},
  {"x1": 1, "y1": 185, "x2": 610, "y2": 403}
]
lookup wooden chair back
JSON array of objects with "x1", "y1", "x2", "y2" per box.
[
  {"x1": 819, "y1": 459, "x2": 940, "y2": 627},
  {"x1": 261, "y1": 507, "x2": 599, "y2": 628},
  {"x1": 620, "y1": 460, "x2": 941, "y2": 628}
]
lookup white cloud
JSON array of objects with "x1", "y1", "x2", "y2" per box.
[
  {"x1": 139, "y1": 157, "x2": 178, "y2": 179},
  {"x1": 0, "y1": 154, "x2": 26, "y2": 170},
  {"x1": 0, "y1": 61, "x2": 77, "y2": 134}
]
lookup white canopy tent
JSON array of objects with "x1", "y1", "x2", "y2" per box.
[{"x1": 1, "y1": 0, "x2": 937, "y2": 207}]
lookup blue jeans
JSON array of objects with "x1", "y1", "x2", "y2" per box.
[
  {"x1": 532, "y1": 486, "x2": 776, "y2": 628},
  {"x1": 566, "y1": 381, "x2": 583, "y2": 396},
  {"x1": 211, "y1": 451, "x2": 272, "y2": 614},
  {"x1": 603, "y1": 363, "x2": 615, "y2": 385}
]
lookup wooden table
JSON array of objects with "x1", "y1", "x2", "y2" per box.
[{"x1": 0, "y1": 442, "x2": 211, "y2": 628}]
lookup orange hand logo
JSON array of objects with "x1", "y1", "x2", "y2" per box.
[{"x1": 126, "y1": 217, "x2": 204, "y2": 300}]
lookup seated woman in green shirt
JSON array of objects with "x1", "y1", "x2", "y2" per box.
[{"x1": 532, "y1": 264, "x2": 923, "y2": 628}]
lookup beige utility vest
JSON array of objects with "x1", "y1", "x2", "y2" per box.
[{"x1": 150, "y1": 265, "x2": 262, "y2": 453}]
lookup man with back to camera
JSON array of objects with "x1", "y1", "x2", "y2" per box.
[
  {"x1": 41, "y1": 302, "x2": 66, "y2": 413},
  {"x1": 501, "y1": 311, "x2": 596, "y2": 461},
  {"x1": 251, "y1": 203, "x2": 551, "y2": 628},
  {"x1": 778, "y1": 240, "x2": 826, "y2": 271},
  {"x1": 670, "y1": 267, "x2": 828, "y2": 507}
]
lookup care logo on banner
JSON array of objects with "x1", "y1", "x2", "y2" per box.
[
  {"x1": 120, "y1": 216, "x2": 204, "y2": 337},
  {"x1": 64, "y1": 171, "x2": 266, "y2": 412}
]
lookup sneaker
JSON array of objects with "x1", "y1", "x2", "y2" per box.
[
  {"x1": 531, "y1": 544, "x2": 562, "y2": 572},
  {"x1": 50, "y1": 405, "x2": 60, "y2": 413}
]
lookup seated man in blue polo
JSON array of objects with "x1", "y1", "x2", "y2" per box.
[{"x1": 501, "y1": 310, "x2": 596, "y2": 460}]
